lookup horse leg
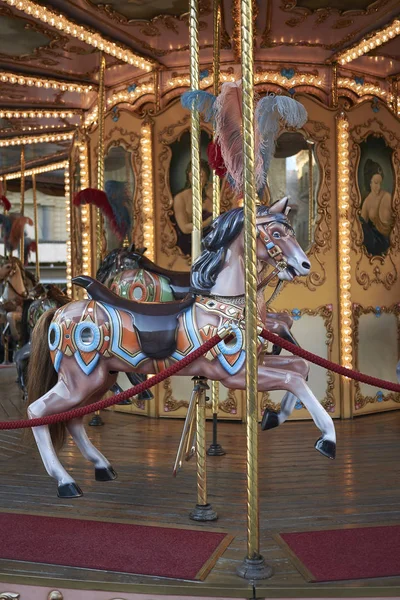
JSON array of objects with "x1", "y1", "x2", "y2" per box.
[
  {"x1": 28, "y1": 363, "x2": 110, "y2": 497},
  {"x1": 222, "y1": 364, "x2": 336, "y2": 459},
  {"x1": 66, "y1": 371, "x2": 118, "y2": 482},
  {"x1": 260, "y1": 355, "x2": 309, "y2": 430}
]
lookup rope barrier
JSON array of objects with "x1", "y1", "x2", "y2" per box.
[
  {"x1": 2, "y1": 323, "x2": 400, "y2": 431},
  {"x1": 0, "y1": 333, "x2": 223, "y2": 430},
  {"x1": 260, "y1": 328, "x2": 400, "y2": 393}
]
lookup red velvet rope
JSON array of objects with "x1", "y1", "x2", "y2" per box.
[
  {"x1": 0, "y1": 333, "x2": 222, "y2": 430},
  {"x1": 261, "y1": 328, "x2": 400, "y2": 393}
]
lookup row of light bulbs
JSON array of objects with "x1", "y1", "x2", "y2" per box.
[
  {"x1": 107, "y1": 84, "x2": 155, "y2": 110},
  {"x1": 0, "y1": 131, "x2": 74, "y2": 147},
  {"x1": 140, "y1": 125, "x2": 155, "y2": 261},
  {"x1": 79, "y1": 142, "x2": 91, "y2": 277},
  {"x1": 337, "y1": 19, "x2": 400, "y2": 65},
  {"x1": 64, "y1": 168, "x2": 72, "y2": 295},
  {"x1": 337, "y1": 115, "x2": 353, "y2": 371},
  {"x1": 4, "y1": 0, "x2": 154, "y2": 70},
  {"x1": 0, "y1": 70, "x2": 94, "y2": 94},
  {"x1": 3, "y1": 160, "x2": 68, "y2": 180},
  {"x1": 0, "y1": 110, "x2": 80, "y2": 119}
]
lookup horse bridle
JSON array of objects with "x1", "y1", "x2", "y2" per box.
[
  {"x1": 256, "y1": 216, "x2": 294, "y2": 304},
  {"x1": 1, "y1": 259, "x2": 28, "y2": 300}
]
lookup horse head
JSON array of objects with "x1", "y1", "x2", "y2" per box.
[
  {"x1": 256, "y1": 197, "x2": 311, "y2": 281},
  {"x1": 0, "y1": 255, "x2": 13, "y2": 282}
]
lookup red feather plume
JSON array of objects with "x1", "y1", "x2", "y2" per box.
[
  {"x1": 73, "y1": 187, "x2": 124, "y2": 240},
  {"x1": 207, "y1": 141, "x2": 227, "y2": 178},
  {"x1": 0, "y1": 195, "x2": 11, "y2": 212}
]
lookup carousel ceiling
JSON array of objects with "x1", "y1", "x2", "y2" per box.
[{"x1": 0, "y1": 0, "x2": 400, "y2": 172}]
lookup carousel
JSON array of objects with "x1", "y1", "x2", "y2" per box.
[{"x1": 0, "y1": 0, "x2": 400, "y2": 599}]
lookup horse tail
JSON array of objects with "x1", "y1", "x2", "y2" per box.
[{"x1": 26, "y1": 307, "x2": 66, "y2": 451}]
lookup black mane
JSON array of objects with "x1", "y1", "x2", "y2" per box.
[
  {"x1": 190, "y1": 205, "x2": 272, "y2": 294},
  {"x1": 96, "y1": 245, "x2": 147, "y2": 283}
]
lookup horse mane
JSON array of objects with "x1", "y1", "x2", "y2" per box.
[{"x1": 190, "y1": 205, "x2": 272, "y2": 294}]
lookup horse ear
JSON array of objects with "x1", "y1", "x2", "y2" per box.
[{"x1": 269, "y1": 196, "x2": 289, "y2": 215}]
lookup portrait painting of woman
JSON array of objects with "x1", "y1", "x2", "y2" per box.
[{"x1": 358, "y1": 135, "x2": 394, "y2": 257}]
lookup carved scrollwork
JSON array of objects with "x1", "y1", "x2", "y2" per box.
[
  {"x1": 353, "y1": 303, "x2": 400, "y2": 410},
  {"x1": 163, "y1": 378, "x2": 189, "y2": 413},
  {"x1": 348, "y1": 117, "x2": 400, "y2": 290},
  {"x1": 260, "y1": 304, "x2": 336, "y2": 415}
]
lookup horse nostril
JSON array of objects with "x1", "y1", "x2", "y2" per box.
[{"x1": 302, "y1": 261, "x2": 311, "y2": 270}]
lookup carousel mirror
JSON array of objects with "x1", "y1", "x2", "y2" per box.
[
  {"x1": 267, "y1": 131, "x2": 319, "y2": 252},
  {"x1": 104, "y1": 144, "x2": 135, "y2": 252}
]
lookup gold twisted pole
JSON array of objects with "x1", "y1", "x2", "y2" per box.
[
  {"x1": 19, "y1": 145, "x2": 25, "y2": 263},
  {"x1": 32, "y1": 173, "x2": 40, "y2": 281},
  {"x1": 237, "y1": 0, "x2": 271, "y2": 580},
  {"x1": 208, "y1": 0, "x2": 225, "y2": 458},
  {"x1": 96, "y1": 53, "x2": 106, "y2": 267},
  {"x1": 332, "y1": 63, "x2": 338, "y2": 109},
  {"x1": 188, "y1": 0, "x2": 217, "y2": 522}
]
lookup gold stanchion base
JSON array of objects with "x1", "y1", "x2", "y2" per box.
[
  {"x1": 236, "y1": 555, "x2": 273, "y2": 580},
  {"x1": 189, "y1": 503, "x2": 218, "y2": 522},
  {"x1": 88, "y1": 411, "x2": 104, "y2": 427}
]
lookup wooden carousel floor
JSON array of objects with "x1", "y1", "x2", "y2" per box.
[{"x1": 1, "y1": 366, "x2": 400, "y2": 599}]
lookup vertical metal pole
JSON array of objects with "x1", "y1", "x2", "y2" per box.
[
  {"x1": 96, "y1": 52, "x2": 106, "y2": 267},
  {"x1": 237, "y1": 0, "x2": 272, "y2": 580},
  {"x1": 19, "y1": 146, "x2": 25, "y2": 263},
  {"x1": 308, "y1": 144, "x2": 313, "y2": 247},
  {"x1": 32, "y1": 173, "x2": 40, "y2": 281},
  {"x1": 89, "y1": 53, "x2": 106, "y2": 428},
  {"x1": 332, "y1": 63, "x2": 338, "y2": 109},
  {"x1": 207, "y1": 0, "x2": 225, "y2": 458},
  {"x1": 188, "y1": 0, "x2": 217, "y2": 522}
]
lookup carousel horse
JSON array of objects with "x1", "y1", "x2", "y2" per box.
[
  {"x1": 14, "y1": 284, "x2": 71, "y2": 397},
  {"x1": 0, "y1": 255, "x2": 35, "y2": 342},
  {"x1": 27, "y1": 198, "x2": 336, "y2": 498},
  {"x1": 97, "y1": 244, "x2": 300, "y2": 351}
]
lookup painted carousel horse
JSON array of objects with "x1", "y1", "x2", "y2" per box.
[
  {"x1": 14, "y1": 284, "x2": 71, "y2": 397},
  {"x1": 27, "y1": 198, "x2": 336, "y2": 498},
  {"x1": 0, "y1": 255, "x2": 35, "y2": 342},
  {"x1": 97, "y1": 243, "x2": 300, "y2": 351}
]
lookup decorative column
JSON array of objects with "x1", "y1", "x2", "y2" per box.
[
  {"x1": 207, "y1": 0, "x2": 225, "y2": 458},
  {"x1": 237, "y1": 0, "x2": 272, "y2": 580},
  {"x1": 32, "y1": 173, "x2": 40, "y2": 281},
  {"x1": 19, "y1": 145, "x2": 25, "y2": 263},
  {"x1": 79, "y1": 138, "x2": 91, "y2": 277},
  {"x1": 336, "y1": 111, "x2": 353, "y2": 419},
  {"x1": 331, "y1": 63, "x2": 338, "y2": 109},
  {"x1": 188, "y1": 0, "x2": 217, "y2": 523}
]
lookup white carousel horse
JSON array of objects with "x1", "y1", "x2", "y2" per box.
[{"x1": 0, "y1": 255, "x2": 35, "y2": 341}]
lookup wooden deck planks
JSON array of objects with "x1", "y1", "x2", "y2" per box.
[{"x1": 0, "y1": 366, "x2": 400, "y2": 596}]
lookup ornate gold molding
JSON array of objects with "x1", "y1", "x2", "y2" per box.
[
  {"x1": 261, "y1": 304, "x2": 336, "y2": 414},
  {"x1": 349, "y1": 116, "x2": 400, "y2": 290},
  {"x1": 353, "y1": 303, "x2": 400, "y2": 410},
  {"x1": 162, "y1": 378, "x2": 238, "y2": 415}
]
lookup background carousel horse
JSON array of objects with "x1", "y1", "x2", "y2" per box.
[
  {"x1": 0, "y1": 255, "x2": 36, "y2": 342},
  {"x1": 14, "y1": 284, "x2": 71, "y2": 397},
  {"x1": 27, "y1": 198, "x2": 336, "y2": 498}
]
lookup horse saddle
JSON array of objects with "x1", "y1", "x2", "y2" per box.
[
  {"x1": 73, "y1": 276, "x2": 195, "y2": 360},
  {"x1": 128, "y1": 252, "x2": 191, "y2": 299}
]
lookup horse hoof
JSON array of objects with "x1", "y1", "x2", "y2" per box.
[
  {"x1": 261, "y1": 410, "x2": 280, "y2": 431},
  {"x1": 315, "y1": 438, "x2": 336, "y2": 460},
  {"x1": 95, "y1": 466, "x2": 118, "y2": 481},
  {"x1": 57, "y1": 482, "x2": 83, "y2": 498}
]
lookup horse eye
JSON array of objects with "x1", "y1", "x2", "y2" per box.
[{"x1": 272, "y1": 231, "x2": 281, "y2": 239}]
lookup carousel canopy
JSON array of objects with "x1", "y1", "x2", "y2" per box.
[{"x1": 0, "y1": 0, "x2": 399, "y2": 174}]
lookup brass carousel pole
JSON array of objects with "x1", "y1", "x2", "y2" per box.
[
  {"x1": 32, "y1": 173, "x2": 40, "y2": 281},
  {"x1": 237, "y1": 0, "x2": 272, "y2": 579},
  {"x1": 331, "y1": 63, "x2": 338, "y2": 109},
  {"x1": 89, "y1": 51, "x2": 106, "y2": 429},
  {"x1": 207, "y1": 0, "x2": 225, "y2": 458},
  {"x1": 188, "y1": 0, "x2": 217, "y2": 522},
  {"x1": 19, "y1": 145, "x2": 25, "y2": 264}
]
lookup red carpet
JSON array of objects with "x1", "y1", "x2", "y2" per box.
[
  {"x1": 0, "y1": 512, "x2": 233, "y2": 580},
  {"x1": 277, "y1": 525, "x2": 400, "y2": 582}
]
